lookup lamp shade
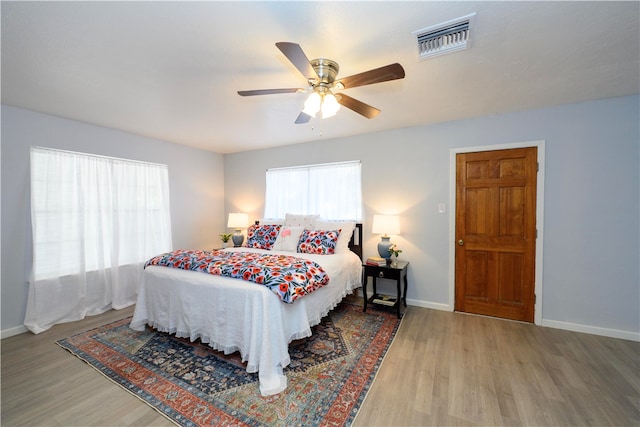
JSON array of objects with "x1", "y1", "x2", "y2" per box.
[
  {"x1": 371, "y1": 214, "x2": 400, "y2": 236},
  {"x1": 227, "y1": 212, "x2": 249, "y2": 229}
]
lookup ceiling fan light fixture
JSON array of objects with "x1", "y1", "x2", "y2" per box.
[
  {"x1": 302, "y1": 90, "x2": 341, "y2": 120},
  {"x1": 302, "y1": 91, "x2": 321, "y2": 117},
  {"x1": 321, "y1": 92, "x2": 340, "y2": 118}
]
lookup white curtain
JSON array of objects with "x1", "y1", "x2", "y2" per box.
[
  {"x1": 264, "y1": 161, "x2": 363, "y2": 220},
  {"x1": 25, "y1": 147, "x2": 173, "y2": 333}
]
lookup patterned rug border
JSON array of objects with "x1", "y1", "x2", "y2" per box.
[
  {"x1": 350, "y1": 308, "x2": 404, "y2": 426},
  {"x1": 56, "y1": 302, "x2": 404, "y2": 427}
]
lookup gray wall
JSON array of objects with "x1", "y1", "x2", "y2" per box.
[
  {"x1": 3, "y1": 96, "x2": 638, "y2": 340},
  {"x1": 224, "y1": 95, "x2": 640, "y2": 340},
  {"x1": 1, "y1": 105, "x2": 225, "y2": 336}
]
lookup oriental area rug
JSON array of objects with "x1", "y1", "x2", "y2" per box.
[{"x1": 56, "y1": 302, "x2": 402, "y2": 427}]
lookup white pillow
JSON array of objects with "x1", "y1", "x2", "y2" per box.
[
  {"x1": 284, "y1": 213, "x2": 319, "y2": 229},
  {"x1": 272, "y1": 226, "x2": 304, "y2": 252},
  {"x1": 314, "y1": 220, "x2": 356, "y2": 253}
]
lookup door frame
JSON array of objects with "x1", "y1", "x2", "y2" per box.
[{"x1": 448, "y1": 140, "x2": 545, "y2": 325}]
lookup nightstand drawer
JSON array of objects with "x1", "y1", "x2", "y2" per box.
[{"x1": 369, "y1": 267, "x2": 400, "y2": 281}]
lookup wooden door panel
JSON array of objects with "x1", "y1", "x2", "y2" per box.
[
  {"x1": 465, "y1": 188, "x2": 492, "y2": 235},
  {"x1": 499, "y1": 157, "x2": 526, "y2": 178},
  {"x1": 465, "y1": 251, "x2": 490, "y2": 299},
  {"x1": 497, "y1": 252, "x2": 524, "y2": 303},
  {"x1": 466, "y1": 160, "x2": 491, "y2": 179},
  {"x1": 455, "y1": 147, "x2": 537, "y2": 322},
  {"x1": 499, "y1": 186, "x2": 525, "y2": 236}
]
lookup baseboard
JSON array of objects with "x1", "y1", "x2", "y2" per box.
[
  {"x1": 405, "y1": 298, "x2": 451, "y2": 312},
  {"x1": 402, "y1": 296, "x2": 639, "y2": 342},
  {"x1": 541, "y1": 319, "x2": 640, "y2": 342},
  {"x1": 1, "y1": 324, "x2": 28, "y2": 339}
]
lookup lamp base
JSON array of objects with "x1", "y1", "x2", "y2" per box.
[
  {"x1": 377, "y1": 236, "x2": 392, "y2": 259},
  {"x1": 232, "y1": 232, "x2": 244, "y2": 247}
]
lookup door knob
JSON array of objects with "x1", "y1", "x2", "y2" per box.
[{"x1": 458, "y1": 239, "x2": 464, "y2": 246}]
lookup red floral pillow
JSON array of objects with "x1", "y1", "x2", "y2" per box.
[
  {"x1": 245, "y1": 224, "x2": 281, "y2": 250},
  {"x1": 297, "y1": 229, "x2": 341, "y2": 255}
]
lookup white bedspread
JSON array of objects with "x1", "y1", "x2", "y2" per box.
[{"x1": 130, "y1": 247, "x2": 362, "y2": 396}]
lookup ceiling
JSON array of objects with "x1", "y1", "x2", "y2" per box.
[{"x1": 2, "y1": 1, "x2": 639, "y2": 154}]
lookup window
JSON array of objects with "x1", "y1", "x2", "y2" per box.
[
  {"x1": 30, "y1": 147, "x2": 172, "y2": 279},
  {"x1": 26, "y1": 147, "x2": 173, "y2": 334},
  {"x1": 264, "y1": 161, "x2": 362, "y2": 220}
]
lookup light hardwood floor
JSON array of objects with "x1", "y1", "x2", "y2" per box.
[{"x1": 2, "y1": 302, "x2": 638, "y2": 426}]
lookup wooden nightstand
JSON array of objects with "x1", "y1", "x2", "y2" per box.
[{"x1": 363, "y1": 260, "x2": 409, "y2": 318}]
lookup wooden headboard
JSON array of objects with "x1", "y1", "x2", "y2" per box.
[{"x1": 348, "y1": 223, "x2": 363, "y2": 261}]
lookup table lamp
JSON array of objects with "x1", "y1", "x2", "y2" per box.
[
  {"x1": 372, "y1": 214, "x2": 400, "y2": 259},
  {"x1": 227, "y1": 213, "x2": 249, "y2": 247}
]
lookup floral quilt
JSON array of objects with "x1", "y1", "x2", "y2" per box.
[{"x1": 144, "y1": 249, "x2": 329, "y2": 303}]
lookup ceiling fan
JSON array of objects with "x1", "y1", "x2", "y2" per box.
[{"x1": 238, "y1": 42, "x2": 405, "y2": 124}]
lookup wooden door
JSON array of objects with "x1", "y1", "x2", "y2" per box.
[{"x1": 455, "y1": 147, "x2": 537, "y2": 322}]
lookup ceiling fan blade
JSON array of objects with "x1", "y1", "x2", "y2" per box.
[
  {"x1": 275, "y1": 42, "x2": 319, "y2": 82},
  {"x1": 295, "y1": 111, "x2": 312, "y2": 124},
  {"x1": 337, "y1": 63, "x2": 405, "y2": 89},
  {"x1": 238, "y1": 88, "x2": 303, "y2": 96},
  {"x1": 336, "y1": 94, "x2": 381, "y2": 119}
]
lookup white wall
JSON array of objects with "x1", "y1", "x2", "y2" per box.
[
  {"x1": 1, "y1": 105, "x2": 225, "y2": 336},
  {"x1": 224, "y1": 95, "x2": 640, "y2": 340}
]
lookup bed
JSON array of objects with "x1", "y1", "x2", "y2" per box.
[{"x1": 130, "y1": 220, "x2": 363, "y2": 396}]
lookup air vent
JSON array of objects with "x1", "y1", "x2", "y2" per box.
[{"x1": 413, "y1": 13, "x2": 475, "y2": 60}]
